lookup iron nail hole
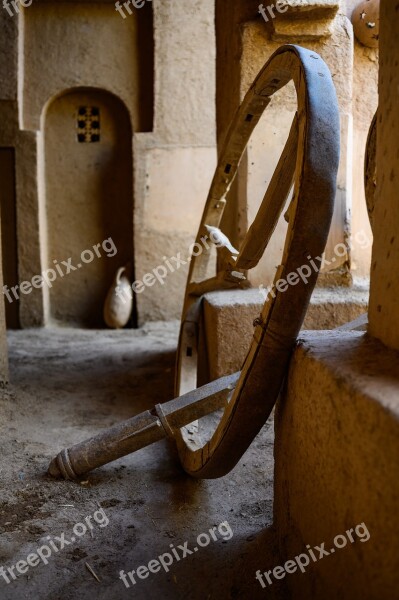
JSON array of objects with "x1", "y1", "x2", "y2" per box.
[
  {"x1": 224, "y1": 164, "x2": 232, "y2": 174},
  {"x1": 186, "y1": 347, "x2": 193, "y2": 357},
  {"x1": 245, "y1": 114, "x2": 254, "y2": 122}
]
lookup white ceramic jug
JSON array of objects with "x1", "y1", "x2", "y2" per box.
[{"x1": 103, "y1": 266, "x2": 133, "y2": 328}]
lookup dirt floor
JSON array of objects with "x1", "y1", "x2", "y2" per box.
[{"x1": 0, "y1": 323, "x2": 285, "y2": 600}]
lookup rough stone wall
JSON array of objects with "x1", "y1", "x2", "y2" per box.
[
  {"x1": 44, "y1": 89, "x2": 134, "y2": 327},
  {"x1": 0, "y1": 4, "x2": 154, "y2": 327},
  {"x1": 21, "y1": 4, "x2": 148, "y2": 132}
]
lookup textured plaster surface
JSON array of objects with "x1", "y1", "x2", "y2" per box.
[
  {"x1": 153, "y1": 0, "x2": 216, "y2": 146},
  {"x1": 21, "y1": 4, "x2": 145, "y2": 132},
  {"x1": 44, "y1": 90, "x2": 133, "y2": 327},
  {"x1": 274, "y1": 330, "x2": 399, "y2": 599},
  {"x1": 240, "y1": 15, "x2": 355, "y2": 289},
  {"x1": 0, "y1": 14, "x2": 17, "y2": 100}
]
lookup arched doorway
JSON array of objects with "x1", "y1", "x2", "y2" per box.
[{"x1": 44, "y1": 89, "x2": 133, "y2": 327}]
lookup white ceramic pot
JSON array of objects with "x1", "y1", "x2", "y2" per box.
[
  {"x1": 352, "y1": 0, "x2": 380, "y2": 48},
  {"x1": 103, "y1": 267, "x2": 133, "y2": 328}
]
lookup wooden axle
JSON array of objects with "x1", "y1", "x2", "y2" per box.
[{"x1": 48, "y1": 372, "x2": 239, "y2": 480}]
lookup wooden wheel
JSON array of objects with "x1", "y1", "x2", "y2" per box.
[
  {"x1": 365, "y1": 111, "x2": 377, "y2": 231},
  {"x1": 175, "y1": 45, "x2": 340, "y2": 479}
]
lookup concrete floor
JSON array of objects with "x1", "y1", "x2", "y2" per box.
[{"x1": 0, "y1": 323, "x2": 285, "y2": 600}]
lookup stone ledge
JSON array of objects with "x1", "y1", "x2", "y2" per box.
[
  {"x1": 270, "y1": 0, "x2": 339, "y2": 40},
  {"x1": 203, "y1": 288, "x2": 368, "y2": 380},
  {"x1": 274, "y1": 330, "x2": 399, "y2": 599},
  {"x1": 272, "y1": 18, "x2": 335, "y2": 40},
  {"x1": 275, "y1": 0, "x2": 339, "y2": 19}
]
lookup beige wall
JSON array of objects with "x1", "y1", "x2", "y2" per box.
[
  {"x1": 346, "y1": 0, "x2": 378, "y2": 280},
  {"x1": 21, "y1": 3, "x2": 150, "y2": 133},
  {"x1": 11, "y1": 2, "x2": 153, "y2": 327},
  {"x1": 134, "y1": 0, "x2": 217, "y2": 324},
  {"x1": 273, "y1": 5, "x2": 399, "y2": 596},
  {"x1": 0, "y1": 0, "x2": 378, "y2": 329},
  {"x1": 153, "y1": 0, "x2": 216, "y2": 147},
  {"x1": 44, "y1": 89, "x2": 133, "y2": 327},
  {"x1": 239, "y1": 16, "x2": 354, "y2": 288},
  {"x1": 0, "y1": 0, "x2": 215, "y2": 327}
]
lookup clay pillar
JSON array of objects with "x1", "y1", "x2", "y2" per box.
[{"x1": 368, "y1": 0, "x2": 399, "y2": 350}]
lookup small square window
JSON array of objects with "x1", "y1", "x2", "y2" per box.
[{"x1": 77, "y1": 107, "x2": 101, "y2": 143}]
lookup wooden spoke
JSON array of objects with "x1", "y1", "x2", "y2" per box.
[{"x1": 236, "y1": 114, "x2": 298, "y2": 270}]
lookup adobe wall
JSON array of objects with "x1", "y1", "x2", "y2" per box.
[
  {"x1": 273, "y1": 4, "x2": 399, "y2": 597},
  {"x1": 0, "y1": 1, "x2": 216, "y2": 327}
]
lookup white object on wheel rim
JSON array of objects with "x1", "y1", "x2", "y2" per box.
[{"x1": 103, "y1": 267, "x2": 133, "y2": 329}]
